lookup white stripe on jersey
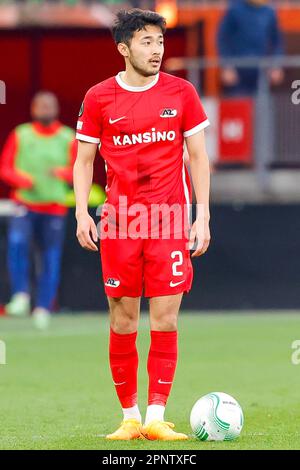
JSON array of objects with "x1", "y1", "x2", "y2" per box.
[
  {"x1": 183, "y1": 119, "x2": 210, "y2": 138},
  {"x1": 76, "y1": 133, "x2": 100, "y2": 144}
]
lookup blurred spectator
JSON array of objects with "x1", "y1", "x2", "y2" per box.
[
  {"x1": 0, "y1": 92, "x2": 76, "y2": 329},
  {"x1": 217, "y1": 0, "x2": 284, "y2": 95}
]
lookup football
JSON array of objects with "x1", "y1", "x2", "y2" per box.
[{"x1": 190, "y1": 392, "x2": 244, "y2": 441}]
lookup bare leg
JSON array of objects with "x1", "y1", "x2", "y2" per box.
[
  {"x1": 108, "y1": 296, "x2": 141, "y2": 333},
  {"x1": 149, "y1": 293, "x2": 183, "y2": 331}
]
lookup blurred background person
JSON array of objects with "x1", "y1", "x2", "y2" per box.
[
  {"x1": 217, "y1": 0, "x2": 285, "y2": 96},
  {"x1": 0, "y1": 91, "x2": 76, "y2": 330}
]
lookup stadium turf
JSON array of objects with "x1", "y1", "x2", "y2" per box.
[{"x1": 0, "y1": 312, "x2": 300, "y2": 450}]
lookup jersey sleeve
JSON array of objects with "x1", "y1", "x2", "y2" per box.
[
  {"x1": 0, "y1": 130, "x2": 33, "y2": 189},
  {"x1": 76, "y1": 87, "x2": 102, "y2": 144},
  {"x1": 181, "y1": 81, "x2": 210, "y2": 138}
]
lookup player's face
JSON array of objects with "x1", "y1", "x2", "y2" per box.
[
  {"x1": 127, "y1": 25, "x2": 164, "y2": 77},
  {"x1": 31, "y1": 95, "x2": 59, "y2": 125}
]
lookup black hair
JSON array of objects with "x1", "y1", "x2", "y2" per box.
[{"x1": 112, "y1": 9, "x2": 166, "y2": 45}]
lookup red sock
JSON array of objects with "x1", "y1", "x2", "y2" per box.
[
  {"x1": 147, "y1": 330, "x2": 178, "y2": 406},
  {"x1": 109, "y1": 328, "x2": 138, "y2": 408}
]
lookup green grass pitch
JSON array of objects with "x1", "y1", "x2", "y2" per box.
[{"x1": 1, "y1": 312, "x2": 300, "y2": 450}]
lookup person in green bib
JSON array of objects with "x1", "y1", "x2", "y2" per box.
[{"x1": 0, "y1": 91, "x2": 76, "y2": 329}]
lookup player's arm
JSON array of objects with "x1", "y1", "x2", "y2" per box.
[
  {"x1": 74, "y1": 87, "x2": 102, "y2": 251},
  {"x1": 73, "y1": 141, "x2": 98, "y2": 251},
  {"x1": 185, "y1": 129, "x2": 211, "y2": 257},
  {"x1": 0, "y1": 130, "x2": 33, "y2": 189}
]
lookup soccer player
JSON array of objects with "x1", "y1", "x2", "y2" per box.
[
  {"x1": 0, "y1": 92, "x2": 76, "y2": 329},
  {"x1": 74, "y1": 9, "x2": 210, "y2": 440}
]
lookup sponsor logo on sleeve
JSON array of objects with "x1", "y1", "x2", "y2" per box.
[{"x1": 78, "y1": 102, "x2": 84, "y2": 117}]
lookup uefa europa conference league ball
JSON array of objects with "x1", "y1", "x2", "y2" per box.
[{"x1": 190, "y1": 392, "x2": 244, "y2": 441}]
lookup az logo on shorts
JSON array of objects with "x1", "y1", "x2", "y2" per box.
[
  {"x1": 105, "y1": 278, "x2": 120, "y2": 288},
  {"x1": 160, "y1": 108, "x2": 177, "y2": 118}
]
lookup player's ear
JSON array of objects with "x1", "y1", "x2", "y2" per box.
[{"x1": 117, "y1": 42, "x2": 129, "y2": 58}]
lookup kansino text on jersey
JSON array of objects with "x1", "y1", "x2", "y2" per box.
[{"x1": 113, "y1": 129, "x2": 176, "y2": 146}]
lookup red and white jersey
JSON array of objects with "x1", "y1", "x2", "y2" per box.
[{"x1": 76, "y1": 71, "x2": 209, "y2": 212}]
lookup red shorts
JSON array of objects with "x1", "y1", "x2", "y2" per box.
[{"x1": 100, "y1": 236, "x2": 193, "y2": 298}]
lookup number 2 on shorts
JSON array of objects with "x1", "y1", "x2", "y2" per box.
[{"x1": 171, "y1": 250, "x2": 183, "y2": 276}]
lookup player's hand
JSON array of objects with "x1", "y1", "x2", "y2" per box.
[
  {"x1": 269, "y1": 68, "x2": 284, "y2": 86},
  {"x1": 189, "y1": 217, "x2": 211, "y2": 257},
  {"x1": 76, "y1": 212, "x2": 98, "y2": 251},
  {"x1": 16, "y1": 170, "x2": 34, "y2": 190},
  {"x1": 50, "y1": 167, "x2": 67, "y2": 180},
  {"x1": 221, "y1": 67, "x2": 239, "y2": 87}
]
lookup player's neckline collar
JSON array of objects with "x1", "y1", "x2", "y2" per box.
[{"x1": 115, "y1": 72, "x2": 159, "y2": 92}]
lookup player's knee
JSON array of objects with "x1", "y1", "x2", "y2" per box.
[
  {"x1": 152, "y1": 312, "x2": 178, "y2": 331},
  {"x1": 110, "y1": 311, "x2": 138, "y2": 334},
  {"x1": 109, "y1": 297, "x2": 139, "y2": 333},
  {"x1": 110, "y1": 319, "x2": 138, "y2": 334}
]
